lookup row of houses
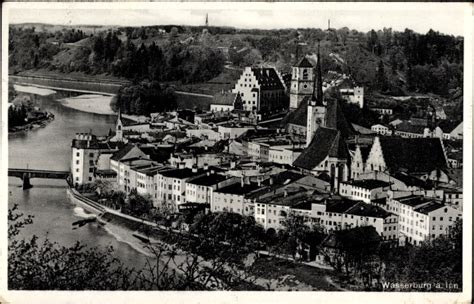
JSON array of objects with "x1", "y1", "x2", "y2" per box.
[{"x1": 371, "y1": 119, "x2": 463, "y2": 141}]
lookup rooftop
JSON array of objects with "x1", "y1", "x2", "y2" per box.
[
  {"x1": 187, "y1": 173, "x2": 229, "y2": 186},
  {"x1": 159, "y1": 168, "x2": 207, "y2": 179},
  {"x1": 345, "y1": 202, "x2": 391, "y2": 218},
  {"x1": 214, "y1": 182, "x2": 262, "y2": 196},
  {"x1": 250, "y1": 67, "x2": 285, "y2": 90},
  {"x1": 414, "y1": 201, "x2": 445, "y2": 215},
  {"x1": 349, "y1": 179, "x2": 391, "y2": 190}
]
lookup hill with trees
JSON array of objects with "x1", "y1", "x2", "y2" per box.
[{"x1": 9, "y1": 24, "x2": 463, "y2": 115}]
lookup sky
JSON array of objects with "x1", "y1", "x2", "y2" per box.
[{"x1": 5, "y1": 3, "x2": 468, "y2": 36}]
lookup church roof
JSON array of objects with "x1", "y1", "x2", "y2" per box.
[
  {"x1": 378, "y1": 137, "x2": 448, "y2": 174},
  {"x1": 250, "y1": 68, "x2": 285, "y2": 90},
  {"x1": 280, "y1": 96, "x2": 309, "y2": 127},
  {"x1": 111, "y1": 144, "x2": 145, "y2": 161},
  {"x1": 293, "y1": 127, "x2": 349, "y2": 170},
  {"x1": 296, "y1": 57, "x2": 314, "y2": 68},
  {"x1": 324, "y1": 98, "x2": 356, "y2": 138}
]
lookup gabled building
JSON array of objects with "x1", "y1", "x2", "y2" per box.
[
  {"x1": 364, "y1": 137, "x2": 448, "y2": 176},
  {"x1": 387, "y1": 194, "x2": 461, "y2": 245},
  {"x1": 232, "y1": 67, "x2": 287, "y2": 115},
  {"x1": 110, "y1": 144, "x2": 148, "y2": 175},
  {"x1": 71, "y1": 133, "x2": 124, "y2": 186}
]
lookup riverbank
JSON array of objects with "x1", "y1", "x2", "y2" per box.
[
  {"x1": 8, "y1": 112, "x2": 55, "y2": 135},
  {"x1": 58, "y1": 94, "x2": 115, "y2": 115},
  {"x1": 67, "y1": 188, "x2": 341, "y2": 290}
]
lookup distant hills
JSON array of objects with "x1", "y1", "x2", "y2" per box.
[{"x1": 9, "y1": 23, "x2": 463, "y2": 117}]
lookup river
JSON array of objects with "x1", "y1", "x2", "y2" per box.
[{"x1": 8, "y1": 88, "x2": 152, "y2": 272}]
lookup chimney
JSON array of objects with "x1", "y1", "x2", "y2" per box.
[
  {"x1": 230, "y1": 160, "x2": 236, "y2": 169},
  {"x1": 178, "y1": 162, "x2": 185, "y2": 169},
  {"x1": 284, "y1": 190, "x2": 288, "y2": 197},
  {"x1": 269, "y1": 177, "x2": 274, "y2": 185},
  {"x1": 204, "y1": 163, "x2": 209, "y2": 171},
  {"x1": 192, "y1": 165, "x2": 198, "y2": 173}
]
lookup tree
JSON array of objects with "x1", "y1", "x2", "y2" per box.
[
  {"x1": 375, "y1": 60, "x2": 389, "y2": 92},
  {"x1": 9, "y1": 205, "x2": 262, "y2": 290}
]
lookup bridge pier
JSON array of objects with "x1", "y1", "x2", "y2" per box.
[{"x1": 22, "y1": 173, "x2": 32, "y2": 190}]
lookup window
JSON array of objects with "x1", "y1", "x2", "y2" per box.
[
  {"x1": 89, "y1": 153, "x2": 94, "y2": 157},
  {"x1": 76, "y1": 152, "x2": 80, "y2": 157},
  {"x1": 76, "y1": 160, "x2": 80, "y2": 165},
  {"x1": 89, "y1": 168, "x2": 94, "y2": 173},
  {"x1": 76, "y1": 169, "x2": 79, "y2": 172},
  {"x1": 75, "y1": 177, "x2": 79, "y2": 181},
  {"x1": 88, "y1": 177, "x2": 92, "y2": 182}
]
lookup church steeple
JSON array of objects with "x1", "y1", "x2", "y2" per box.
[
  {"x1": 205, "y1": 13, "x2": 209, "y2": 27},
  {"x1": 116, "y1": 108, "x2": 123, "y2": 142},
  {"x1": 311, "y1": 42, "x2": 324, "y2": 106},
  {"x1": 307, "y1": 42, "x2": 327, "y2": 146}
]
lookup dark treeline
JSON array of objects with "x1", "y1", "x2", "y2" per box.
[
  {"x1": 9, "y1": 27, "x2": 226, "y2": 84},
  {"x1": 111, "y1": 81, "x2": 177, "y2": 115},
  {"x1": 366, "y1": 28, "x2": 463, "y2": 96},
  {"x1": 9, "y1": 25, "x2": 463, "y2": 98}
]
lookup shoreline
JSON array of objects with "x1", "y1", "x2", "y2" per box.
[{"x1": 8, "y1": 114, "x2": 55, "y2": 135}]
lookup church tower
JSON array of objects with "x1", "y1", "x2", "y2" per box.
[
  {"x1": 306, "y1": 45, "x2": 326, "y2": 146},
  {"x1": 289, "y1": 56, "x2": 314, "y2": 110},
  {"x1": 116, "y1": 109, "x2": 124, "y2": 142}
]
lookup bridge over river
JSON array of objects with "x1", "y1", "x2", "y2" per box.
[{"x1": 8, "y1": 168, "x2": 70, "y2": 189}]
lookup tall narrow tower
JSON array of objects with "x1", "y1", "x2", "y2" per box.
[
  {"x1": 205, "y1": 13, "x2": 209, "y2": 27},
  {"x1": 116, "y1": 108, "x2": 124, "y2": 142},
  {"x1": 289, "y1": 57, "x2": 314, "y2": 110},
  {"x1": 306, "y1": 44, "x2": 326, "y2": 146}
]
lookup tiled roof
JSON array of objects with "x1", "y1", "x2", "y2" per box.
[
  {"x1": 349, "y1": 179, "x2": 391, "y2": 190},
  {"x1": 214, "y1": 182, "x2": 262, "y2": 196},
  {"x1": 110, "y1": 144, "x2": 139, "y2": 161},
  {"x1": 345, "y1": 202, "x2": 391, "y2": 218},
  {"x1": 379, "y1": 137, "x2": 448, "y2": 173},
  {"x1": 251, "y1": 68, "x2": 285, "y2": 90},
  {"x1": 437, "y1": 120, "x2": 462, "y2": 133},
  {"x1": 280, "y1": 96, "x2": 309, "y2": 127},
  {"x1": 187, "y1": 173, "x2": 228, "y2": 186},
  {"x1": 392, "y1": 172, "x2": 429, "y2": 188},
  {"x1": 414, "y1": 201, "x2": 445, "y2": 215},
  {"x1": 324, "y1": 99, "x2": 356, "y2": 139},
  {"x1": 296, "y1": 57, "x2": 314, "y2": 68},
  {"x1": 71, "y1": 139, "x2": 124, "y2": 150},
  {"x1": 395, "y1": 121, "x2": 426, "y2": 134},
  {"x1": 325, "y1": 198, "x2": 359, "y2": 213},
  {"x1": 293, "y1": 127, "x2": 349, "y2": 170},
  {"x1": 159, "y1": 168, "x2": 206, "y2": 179}
]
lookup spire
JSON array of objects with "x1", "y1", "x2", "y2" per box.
[
  {"x1": 311, "y1": 42, "x2": 324, "y2": 106},
  {"x1": 205, "y1": 13, "x2": 209, "y2": 27}
]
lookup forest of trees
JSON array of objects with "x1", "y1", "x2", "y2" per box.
[
  {"x1": 9, "y1": 27, "x2": 226, "y2": 84},
  {"x1": 111, "y1": 80, "x2": 177, "y2": 115}
]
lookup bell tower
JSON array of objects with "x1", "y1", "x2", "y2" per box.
[
  {"x1": 306, "y1": 44, "x2": 326, "y2": 146},
  {"x1": 289, "y1": 57, "x2": 314, "y2": 110}
]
